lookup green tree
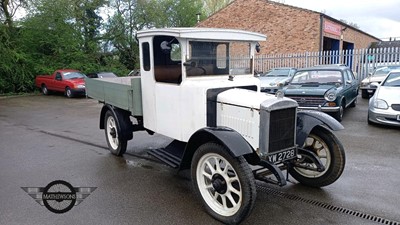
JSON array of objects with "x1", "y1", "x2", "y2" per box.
[
  {"x1": 203, "y1": 0, "x2": 232, "y2": 17},
  {"x1": 105, "y1": 0, "x2": 203, "y2": 70}
]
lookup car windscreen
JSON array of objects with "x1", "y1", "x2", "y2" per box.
[
  {"x1": 382, "y1": 72, "x2": 400, "y2": 86},
  {"x1": 373, "y1": 66, "x2": 400, "y2": 76},
  {"x1": 261, "y1": 69, "x2": 292, "y2": 77},
  {"x1": 63, "y1": 72, "x2": 86, "y2": 79},
  {"x1": 99, "y1": 73, "x2": 117, "y2": 78},
  {"x1": 290, "y1": 70, "x2": 342, "y2": 84}
]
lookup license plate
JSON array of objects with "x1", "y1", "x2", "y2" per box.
[
  {"x1": 267, "y1": 148, "x2": 297, "y2": 163},
  {"x1": 397, "y1": 115, "x2": 400, "y2": 121},
  {"x1": 367, "y1": 90, "x2": 373, "y2": 93}
]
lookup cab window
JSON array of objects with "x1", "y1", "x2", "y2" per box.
[{"x1": 153, "y1": 36, "x2": 182, "y2": 84}]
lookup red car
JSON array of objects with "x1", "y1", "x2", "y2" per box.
[{"x1": 35, "y1": 69, "x2": 86, "y2": 98}]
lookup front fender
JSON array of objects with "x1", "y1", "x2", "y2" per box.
[
  {"x1": 296, "y1": 110, "x2": 344, "y2": 146},
  {"x1": 179, "y1": 127, "x2": 259, "y2": 170}
]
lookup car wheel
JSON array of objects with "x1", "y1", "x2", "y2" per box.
[
  {"x1": 332, "y1": 102, "x2": 344, "y2": 122},
  {"x1": 361, "y1": 90, "x2": 369, "y2": 99},
  {"x1": 289, "y1": 126, "x2": 346, "y2": 187},
  {"x1": 349, "y1": 96, "x2": 357, "y2": 107},
  {"x1": 65, "y1": 87, "x2": 73, "y2": 98},
  {"x1": 191, "y1": 143, "x2": 256, "y2": 225},
  {"x1": 104, "y1": 110, "x2": 128, "y2": 156},
  {"x1": 41, "y1": 84, "x2": 49, "y2": 95}
]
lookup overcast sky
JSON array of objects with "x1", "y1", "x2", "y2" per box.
[{"x1": 272, "y1": 0, "x2": 400, "y2": 40}]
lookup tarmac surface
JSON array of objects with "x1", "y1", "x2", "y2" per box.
[{"x1": 0, "y1": 93, "x2": 399, "y2": 225}]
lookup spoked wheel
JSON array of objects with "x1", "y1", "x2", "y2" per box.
[
  {"x1": 289, "y1": 127, "x2": 345, "y2": 187},
  {"x1": 104, "y1": 110, "x2": 127, "y2": 156},
  {"x1": 191, "y1": 143, "x2": 256, "y2": 225}
]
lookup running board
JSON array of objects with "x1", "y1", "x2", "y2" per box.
[{"x1": 147, "y1": 141, "x2": 185, "y2": 169}]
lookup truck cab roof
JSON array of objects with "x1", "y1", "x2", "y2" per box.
[{"x1": 137, "y1": 27, "x2": 266, "y2": 42}]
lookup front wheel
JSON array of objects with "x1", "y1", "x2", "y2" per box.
[
  {"x1": 289, "y1": 127, "x2": 345, "y2": 187},
  {"x1": 191, "y1": 143, "x2": 256, "y2": 225},
  {"x1": 332, "y1": 103, "x2": 344, "y2": 122},
  {"x1": 104, "y1": 110, "x2": 127, "y2": 156},
  {"x1": 65, "y1": 87, "x2": 73, "y2": 98}
]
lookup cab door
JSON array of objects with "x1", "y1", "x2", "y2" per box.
[
  {"x1": 140, "y1": 35, "x2": 184, "y2": 141},
  {"x1": 53, "y1": 72, "x2": 65, "y2": 92}
]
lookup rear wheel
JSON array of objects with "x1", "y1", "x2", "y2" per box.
[
  {"x1": 104, "y1": 110, "x2": 128, "y2": 156},
  {"x1": 289, "y1": 127, "x2": 345, "y2": 187},
  {"x1": 191, "y1": 143, "x2": 256, "y2": 224},
  {"x1": 41, "y1": 84, "x2": 49, "y2": 95},
  {"x1": 349, "y1": 96, "x2": 357, "y2": 107}
]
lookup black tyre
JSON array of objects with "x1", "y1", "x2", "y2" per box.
[
  {"x1": 41, "y1": 84, "x2": 49, "y2": 95},
  {"x1": 349, "y1": 96, "x2": 357, "y2": 107},
  {"x1": 332, "y1": 103, "x2": 344, "y2": 122},
  {"x1": 191, "y1": 143, "x2": 256, "y2": 225},
  {"x1": 289, "y1": 126, "x2": 345, "y2": 187},
  {"x1": 104, "y1": 110, "x2": 128, "y2": 156},
  {"x1": 361, "y1": 89, "x2": 369, "y2": 99},
  {"x1": 65, "y1": 87, "x2": 73, "y2": 98}
]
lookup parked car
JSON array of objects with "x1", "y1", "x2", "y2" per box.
[
  {"x1": 86, "y1": 72, "x2": 118, "y2": 78},
  {"x1": 368, "y1": 70, "x2": 400, "y2": 126},
  {"x1": 259, "y1": 67, "x2": 296, "y2": 93},
  {"x1": 35, "y1": 69, "x2": 86, "y2": 98},
  {"x1": 283, "y1": 65, "x2": 359, "y2": 121},
  {"x1": 360, "y1": 65, "x2": 400, "y2": 98}
]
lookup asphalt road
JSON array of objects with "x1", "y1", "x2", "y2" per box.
[{"x1": 0, "y1": 94, "x2": 399, "y2": 225}]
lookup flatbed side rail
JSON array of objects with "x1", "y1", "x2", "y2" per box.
[{"x1": 85, "y1": 77, "x2": 143, "y2": 116}]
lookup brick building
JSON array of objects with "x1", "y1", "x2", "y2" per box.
[{"x1": 197, "y1": 0, "x2": 380, "y2": 55}]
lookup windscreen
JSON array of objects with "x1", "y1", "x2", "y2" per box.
[{"x1": 186, "y1": 41, "x2": 252, "y2": 77}]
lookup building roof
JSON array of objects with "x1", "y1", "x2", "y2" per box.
[
  {"x1": 370, "y1": 40, "x2": 400, "y2": 49},
  {"x1": 201, "y1": 0, "x2": 380, "y2": 41}
]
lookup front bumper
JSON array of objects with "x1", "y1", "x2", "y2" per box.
[
  {"x1": 360, "y1": 85, "x2": 377, "y2": 92},
  {"x1": 368, "y1": 107, "x2": 400, "y2": 127},
  {"x1": 298, "y1": 106, "x2": 340, "y2": 112},
  {"x1": 72, "y1": 88, "x2": 86, "y2": 95}
]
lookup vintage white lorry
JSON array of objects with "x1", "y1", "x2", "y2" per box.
[{"x1": 85, "y1": 28, "x2": 346, "y2": 224}]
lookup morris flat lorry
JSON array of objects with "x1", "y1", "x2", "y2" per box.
[{"x1": 85, "y1": 28, "x2": 346, "y2": 224}]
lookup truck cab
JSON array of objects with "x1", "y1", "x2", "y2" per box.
[
  {"x1": 137, "y1": 28, "x2": 265, "y2": 141},
  {"x1": 86, "y1": 28, "x2": 346, "y2": 224}
]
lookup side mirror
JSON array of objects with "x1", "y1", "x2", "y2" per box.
[
  {"x1": 255, "y1": 42, "x2": 261, "y2": 53},
  {"x1": 160, "y1": 41, "x2": 171, "y2": 54}
]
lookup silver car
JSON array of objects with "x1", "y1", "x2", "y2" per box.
[
  {"x1": 368, "y1": 70, "x2": 400, "y2": 126},
  {"x1": 259, "y1": 67, "x2": 296, "y2": 93},
  {"x1": 361, "y1": 65, "x2": 400, "y2": 98}
]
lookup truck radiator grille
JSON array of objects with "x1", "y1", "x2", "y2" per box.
[{"x1": 268, "y1": 108, "x2": 296, "y2": 153}]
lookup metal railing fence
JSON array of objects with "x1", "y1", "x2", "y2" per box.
[{"x1": 250, "y1": 47, "x2": 400, "y2": 81}]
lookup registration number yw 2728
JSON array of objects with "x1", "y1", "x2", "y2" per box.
[{"x1": 267, "y1": 148, "x2": 296, "y2": 163}]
